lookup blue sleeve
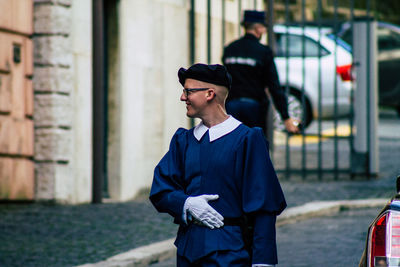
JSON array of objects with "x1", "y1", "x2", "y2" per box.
[
  {"x1": 241, "y1": 127, "x2": 286, "y2": 215},
  {"x1": 149, "y1": 128, "x2": 188, "y2": 224},
  {"x1": 240, "y1": 127, "x2": 286, "y2": 264},
  {"x1": 252, "y1": 213, "x2": 278, "y2": 264}
]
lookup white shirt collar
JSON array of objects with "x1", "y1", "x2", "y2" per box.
[{"x1": 193, "y1": 116, "x2": 242, "y2": 142}]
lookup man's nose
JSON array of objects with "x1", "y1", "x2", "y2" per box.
[{"x1": 180, "y1": 92, "x2": 187, "y2": 101}]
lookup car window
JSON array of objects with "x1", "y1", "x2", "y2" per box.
[
  {"x1": 275, "y1": 33, "x2": 330, "y2": 57},
  {"x1": 377, "y1": 27, "x2": 400, "y2": 51},
  {"x1": 339, "y1": 23, "x2": 400, "y2": 52},
  {"x1": 326, "y1": 33, "x2": 353, "y2": 53},
  {"x1": 340, "y1": 28, "x2": 353, "y2": 46}
]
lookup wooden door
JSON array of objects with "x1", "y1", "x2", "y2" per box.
[{"x1": 0, "y1": 0, "x2": 34, "y2": 200}]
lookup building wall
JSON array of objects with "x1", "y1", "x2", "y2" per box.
[
  {"x1": 107, "y1": 0, "x2": 189, "y2": 201},
  {"x1": 70, "y1": 0, "x2": 92, "y2": 203},
  {"x1": 33, "y1": 0, "x2": 92, "y2": 203}
]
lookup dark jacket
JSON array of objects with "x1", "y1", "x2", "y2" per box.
[{"x1": 223, "y1": 33, "x2": 289, "y2": 120}]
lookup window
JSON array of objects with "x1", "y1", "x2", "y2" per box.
[
  {"x1": 340, "y1": 28, "x2": 353, "y2": 46},
  {"x1": 378, "y1": 27, "x2": 400, "y2": 51},
  {"x1": 275, "y1": 33, "x2": 330, "y2": 57}
]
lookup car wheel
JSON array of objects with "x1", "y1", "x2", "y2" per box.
[{"x1": 274, "y1": 90, "x2": 312, "y2": 131}]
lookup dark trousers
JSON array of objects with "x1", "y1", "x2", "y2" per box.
[
  {"x1": 226, "y1": 98, "x2": 267, "y2": 132},
  {"x1": 177, "y1": 248, "x2": 250, "y2": 267}
]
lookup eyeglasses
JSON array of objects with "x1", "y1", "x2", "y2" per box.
[{"x1": 182, "y1": 88, "x2": 210, "y2": 97}]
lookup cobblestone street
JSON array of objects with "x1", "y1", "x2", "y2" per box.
[
  {"x1": 0, "y1": 200, "x2": 178, "y2": 267},
  {"x1": 277, "y1": 207, "x2": 380, "y2": 267}
]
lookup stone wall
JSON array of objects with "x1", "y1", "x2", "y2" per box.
[{"x1": 33, "y1": 0, "x2": 74, "y2": 202}]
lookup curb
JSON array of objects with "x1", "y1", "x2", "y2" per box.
[
  {"x1": 276, "y1": 198, "x2": 387, "y2": 226},
  {"x1": 77, "y1": 198, "x2": 388, "y2": 267},
  {"x1": 77, "y1": 238, "x2": 176, "y2": 267}
]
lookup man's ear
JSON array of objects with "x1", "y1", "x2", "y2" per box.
[{"x1": 206, "y1": 89, "x2": 216, "y2": 100}]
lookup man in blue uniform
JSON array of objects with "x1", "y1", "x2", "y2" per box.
[
  {"x1": 149, "y1": 63, "x2": 286, "y2": 266},
  {"x1": 223, "y1": 10, "x2": 299, "y2": 134}
]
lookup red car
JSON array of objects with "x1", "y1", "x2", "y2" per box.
[{"x1": 359, "y1": 175, "x2": 400, "y2": 267}]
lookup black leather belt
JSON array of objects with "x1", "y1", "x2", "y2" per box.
[
  {"x1": 192, "y1": 217, "x2": 244, "y2": 227},
  {"x1": 224, "y1": 217, "x2": 245, "y2": 226}
]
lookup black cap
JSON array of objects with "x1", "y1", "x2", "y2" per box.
[
  {"x1": 241, "y1": 10, "x2": 267, "y2": 26},
  {"x1": 178, "y1": 63, "x2": 232, "y2": 90}
]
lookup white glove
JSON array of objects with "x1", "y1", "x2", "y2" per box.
[{"x1": 184, "y1": 194, "x2": 224, "y2": 229}]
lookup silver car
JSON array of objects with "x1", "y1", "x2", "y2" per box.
[{"x1": 273, "y1": 25, "x2": 353, "y2": 129}]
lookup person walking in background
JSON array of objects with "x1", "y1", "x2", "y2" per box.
[
  {"x1": 149, "y1": 63, "x2": 286, "y2": 266},
  {"x1": 223, "y1": 10, "x2": 299, "y2": 134}
]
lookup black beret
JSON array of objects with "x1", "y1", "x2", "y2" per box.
[
  {"x1": 178, "y1": 63, "x2": 232, "y2": 90},
  {"x1": 241, "y1": 10, "x2": 267, "y2": 26}
]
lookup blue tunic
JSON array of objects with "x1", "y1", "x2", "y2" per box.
[{"x1": 149, "y1": 123, "x2": 286, "y2": 264}]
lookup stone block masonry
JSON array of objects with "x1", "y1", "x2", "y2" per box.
[
  {"x1": 34, "y1": 94, "x2": 72, "y2": 127},
  {"x1": 33, "y1": 0, "x2": 74, "y2": 202},
  {"x1": 34, "y1": 0, "x2": 71, "y2": 6},
  {"x1": 33, "y1": 66, "x2": 73, "y2": 94}
]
